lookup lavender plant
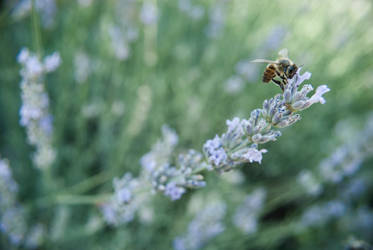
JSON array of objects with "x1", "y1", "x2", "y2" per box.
[
  {"x1": 2, "y1": 0, "x2": 373, "y2": 249},
  {"x1": 17, "y1": 48, "x2": 61, "y2": 169},
  {"x1": 101, "y1": 57, "x2": 330, "y2": 225}
]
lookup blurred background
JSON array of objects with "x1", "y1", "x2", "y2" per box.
[{"x1": 1, "y1": 0, "x2": 373, "y2": 249}]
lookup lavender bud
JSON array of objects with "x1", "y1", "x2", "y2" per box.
[
  {"x1": 272, "y1": 112, "x2": 282, "y2": 125},
  {"x1": 250, "y1": 109, "x2": 261, "y2": 125},
  {"x1": 269, "y1": 104, "x2": 277, "y2": 118},
  {"x1": 276, "y1": 114, "x2": 301, "y2": 128},
  {"x1": 258, "y1": 131, "x2": 281, "y2": 143},
  {"x1": 251, "y1": 134, "x2": 262, "y2": 144},
  {"x1": 291, "y1": 100, "x2": 305, "y2": 110},
  {"x1": 263, "y1": 100, "x2": 269, "y2": 111},
  {"x1": 284, "y1": 89, "x2": 292, "y2": 103},
  {"x1": 245, "y1": 122, "x2": 253, "y2": 135}
]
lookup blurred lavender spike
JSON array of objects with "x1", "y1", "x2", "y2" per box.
[
  {"x1": 174, "y1": 200, "x2": 226, "y2": 250},
  {"x1": 17, "y1": 48, "x2": 61, "y2": 169},
  {"x1": 1, "y1": 157, "x2": 45, "y2": 247},
  {"x1": 233, "y1": 188, "x2": 267, "y2": 234}
]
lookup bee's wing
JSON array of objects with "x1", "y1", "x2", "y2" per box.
[
  {"x1": 251, "y1": 59, "x2": 278, "y2": 64},
  {"x1": 278, "y1": 48, "x2": 288, "y2": 58}
]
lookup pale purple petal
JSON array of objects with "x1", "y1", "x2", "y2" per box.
[
  {"x1": 308, "y1": 85, "x2": 330, "y2": 105},
  {"x1": 243, "y1": 148, "x2": 268, "y2": 164}
]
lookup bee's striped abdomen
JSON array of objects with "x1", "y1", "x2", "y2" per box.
[{"x1": 262, "y1": 64, "x2": 276, "y2": 83}]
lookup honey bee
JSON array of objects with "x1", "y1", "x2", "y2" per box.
[{"x1": 252, "y1": 49, "x2": 298, "y2": 91}]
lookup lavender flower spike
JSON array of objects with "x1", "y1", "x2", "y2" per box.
[
  {"x1": 174, "y1": 200, "x2": 226, "y2": 250},
  {"x1": 103, "y1": 49, "x2": 330, "y2": 225}
]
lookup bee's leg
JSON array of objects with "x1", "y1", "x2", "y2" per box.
[
  {"x1": 275, "y1": 71, "x2": 289, "y2": 89},
  {"x1": 282, "y1": 78, "x2": 288, "y2": 87},
  {"x1": 272, "y1": 79, "x2": 284, "y2": 91},
  {"x1": 276, "y1": 70, "x2": 288, "y2": 82}
]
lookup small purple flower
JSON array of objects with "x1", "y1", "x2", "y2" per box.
[
  {"x1": 203, "y1": 135, "x2": 228, "y2": 167},
  {"x1": 164, "y1": 182, "x2": 186, "y2": 201},
  {"x1": 43, "y1": 52, "x2": 61, "y2": 72}
]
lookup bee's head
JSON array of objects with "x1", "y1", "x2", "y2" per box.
[{"x1": 286, "y1": 64, "x2": 298, "y2": 79}]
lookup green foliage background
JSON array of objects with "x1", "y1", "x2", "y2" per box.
[{"x1": 1, "y1": 0, "x2": 373, "y2": 249}]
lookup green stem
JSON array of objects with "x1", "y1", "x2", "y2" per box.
[
  {"x1": 251, "y1": 221, "x2": 299, "y2": 248},
  {"x1": 229, "y1": 138, "x2": 251, "y2": 153},
  {"x1": 55, "y1": 194, "x2": 111, "y2": 205},
  {"x1": 31, "y1": 0, "x2": 42, "y2": 56},
  {"x1": 66, "y1": 171, "x2": 112, "y2": 194},
  {"x1": 39, "y1": 193, "x2": 112, "y2": 206},
  {"x1": 191, "y1": 161, "x2": 209, "y2": 175},
  {"x1": 36, "y1": 172, "x2": 112, "y2": 207},
  {"x1": 262, "y1": 187, "x2": 304, "y2": 215},
  {"x1": 42, "y1": 165, "x2": 57, "y2": 194}
]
